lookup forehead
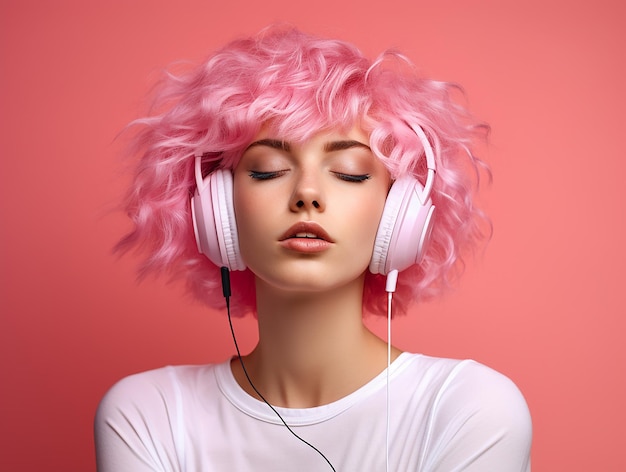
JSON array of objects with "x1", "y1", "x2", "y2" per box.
[
  {"x1": 248, "y1": 125, "x2": 370, "y2": 148},
  {"x1": 235, "y1": 125, "x2": 391, "y2": 181},
  {"x1": 226, "y1": 121, "x2": 386, "y2": 174}
]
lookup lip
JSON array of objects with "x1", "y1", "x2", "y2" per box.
[
  {"x1": 278, "y1": 221, "x2": 334, "y2": 253},
  {"x1": 279, "y1": 221, "x2": 334, "y2": 242}
]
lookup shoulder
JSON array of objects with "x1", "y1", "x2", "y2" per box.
[
  {"x1": 398, "y1": 354, "x2": 530, "y2": 419},
  {"x1": 96, "y1": 363, "x2": 223, "y2": 423},
  {"x1": 94, "y1": 364, "x2": 222, "y2": 471},
  {"x1": 401, "y1": 355, "x2": 532, "y2": 471},
  {"x1": 435, "y1": 359, "x2": 532, "y2": 433}
]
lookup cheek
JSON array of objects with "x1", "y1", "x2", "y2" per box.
[
  {"x1": 367, "y1": 188, "x2": 390, "y2": 245},
  {"x1": 233, "y1": 181, "x2": 259, "y2": 254},
  {"x1": 365, "y1": 200, "x2": 387, "y2": 244},
  {"x1": 233, "y1": 181, "x2": 281, "y2": 272},
  {"x1": 344, "y1": 191, "x2": 388, "y2": 254}
]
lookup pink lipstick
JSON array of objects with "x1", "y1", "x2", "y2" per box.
[{"x1": 279, "y1": 222, "x2": 334, "y2": 253}]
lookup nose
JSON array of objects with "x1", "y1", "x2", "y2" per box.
[{"x1": 289, "y1": 170, "x2": 325, "y2": 212}]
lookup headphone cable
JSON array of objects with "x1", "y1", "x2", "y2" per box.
[
  {"x1": 221, "y1": 267, "x2": 337, "y2": 472},
  {"x1": 385, "y1": 269, "x2": 398, "y2": 472}
]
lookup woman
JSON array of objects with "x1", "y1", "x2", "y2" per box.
[{"x1": 95, "y1": 26, "x2": 532, "y2": 471}]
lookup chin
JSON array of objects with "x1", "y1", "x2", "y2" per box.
[{"x1": 252, "y1": 264, "x2": 368, "y2": 295}]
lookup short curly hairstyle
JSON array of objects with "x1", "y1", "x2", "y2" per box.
[{"x1": 117, "y1": 25, "x2": 490, "y2": 317}]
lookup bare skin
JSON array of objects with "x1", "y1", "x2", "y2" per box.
[
  {"x1": 231, "y1": 128, "x2": 402, "y2": 409},
  {"x1": 231, "y1": 274, "x2": 402, "y2": 408}
]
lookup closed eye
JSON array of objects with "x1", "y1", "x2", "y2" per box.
[
  {"x1": 332, "y1": 172, "x2": 371, "y2": 183},
  {"x1": 249, "y1": 170, "x2": 288, "y2": 180}
]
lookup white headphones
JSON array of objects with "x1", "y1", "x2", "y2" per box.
[{"x1": 191, "y1": 123, "x2": 436, "y2": 275}]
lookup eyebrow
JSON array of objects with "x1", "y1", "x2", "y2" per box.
[
  {"x1": 323, "y1": 140, "x2": 371, "y2": 152},
  {"x1": 245, "y1": 139, "x2": 371, "y2": 153},
  {"x1": 245, "y1": 139, "x2": 290, "y2": 152}
]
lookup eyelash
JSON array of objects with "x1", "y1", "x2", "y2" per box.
[
  {"x1": 248, "y1": 171, "x2": 371, "y2": 183},
  {"x1": 248, "y1": 170, "x2": 286, "y2": 180},
  {"x1": 333, "y1": 172, "x2": 371, "y2": 183}
]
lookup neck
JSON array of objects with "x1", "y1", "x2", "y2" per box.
[{"x1": 231, "y1": 274, "x2": 401, "y2": 408}]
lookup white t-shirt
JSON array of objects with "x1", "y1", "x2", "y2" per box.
[{"x1": 95, "y1": 353, "x2": 532, "y2": 471}]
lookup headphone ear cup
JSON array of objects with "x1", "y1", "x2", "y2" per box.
[
  {"x1": 191, "y1": 169, "x2": 246, "y2": 271},
  {"x1": 369, "y1": 176, "x2": 435, "y2": 275}
]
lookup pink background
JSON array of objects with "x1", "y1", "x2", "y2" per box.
[{"x1": 1, "y1": 1, "x2": 624, "y2": 470}]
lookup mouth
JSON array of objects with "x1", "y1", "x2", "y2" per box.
[
  {"x1": 279, "y1": 222, "x2": 334, "y2": 243},
  {"x1": 292, "y1": 232, "x2": 321, "y2": 239}
]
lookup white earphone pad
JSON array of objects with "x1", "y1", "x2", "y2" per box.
[
  {"x1": 213, "y1": 170, "x2": 245, "y2": 270},
  {"x1": 191, "y1": 169, "x2": 245, "y2": 270},
  {"x1": 369, "y1": 176, "x2": 434, "y2": 275}
]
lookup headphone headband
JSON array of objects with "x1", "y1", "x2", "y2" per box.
[{"x1": 406, "y1": 122, "x2": 436, "y2": 203}]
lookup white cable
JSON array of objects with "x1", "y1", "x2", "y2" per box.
[
  {"x1": 386, "y1": 291, "x2": 392, "y2": 472},
  {"x1": 385, "y1": 270, "x2": 398, "y2": 472}
]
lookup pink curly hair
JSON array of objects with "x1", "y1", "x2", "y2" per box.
[{"x1": 117, "y1": 25, "x2": 490, "y2": 317}]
